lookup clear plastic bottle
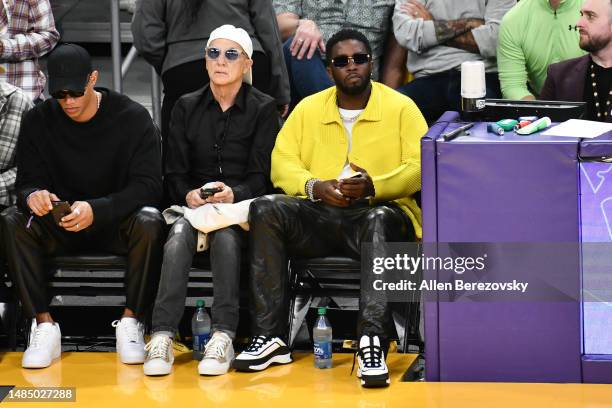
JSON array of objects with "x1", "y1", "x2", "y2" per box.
[
  {"x1": 191, "y1": 299, "x2": 211, "y2": 360},
  {"x1": 313, "y1": 307, "x2": 333, "y2": 368}
]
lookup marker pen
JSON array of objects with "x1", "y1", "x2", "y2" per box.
[
  {"x1": 514, "y1": 120, "x2": 533, "y2": 131},
  {"x1": 496, "y1": 119, "x2": 519, "y2": 131},
  {"x1": 516, "y1": 117, "x2": 552, "y2": 135},
  {"x1": 487, "y1": 123, "x2": 504, "y2": 135}
]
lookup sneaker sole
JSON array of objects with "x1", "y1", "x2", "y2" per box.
[
  {"x1": 22, "y1": 342, "x2": 61, "y2": 369},
  {"x1": 234, "y1": 353, "x2": 292, "y2": 372},
  {"x1": 198, "y1": 363, "x2": 230, "y2": 376},
  {"x1": 357, "y1": 368, "x2": 390, "y2": 388},
  {"x1": 120, "y1": 355, "x2": 146, "y2": 365},
  {"x1": 360, "y1": 376, "x2": 391, "y2": 388},
  {"x1": 144, "y1": 366, "x2": 172, "y2": 376},
  {"x1": 22, "y1": 355, "x2": 60, "y2": 369}
]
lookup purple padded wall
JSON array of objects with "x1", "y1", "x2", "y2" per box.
[
  {"x1": 423, "y1": 117, "x2": 583, "y2": 382},
  {"x1": 421, "y1": 112, "x2": 459, "y2": 381}
]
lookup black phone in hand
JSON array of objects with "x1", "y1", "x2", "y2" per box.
[
  {"x1": 199, "y1": 186, "x2": 223, "y2": 199},
  {"x1": 51, "y1": 201, "x2": 71, "y2": 225}
]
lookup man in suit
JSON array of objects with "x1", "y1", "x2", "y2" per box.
[{"x1": 540, "y1": 0, "x2": 612, "y2": 122}]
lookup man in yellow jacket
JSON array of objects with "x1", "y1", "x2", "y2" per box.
[{"x1": 234, "y1": 29, "x2": 428, "y2": 388}]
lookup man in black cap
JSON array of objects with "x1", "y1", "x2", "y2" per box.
[{"x1": 0, "y1": 44, "x2": 166, "y2": 369}]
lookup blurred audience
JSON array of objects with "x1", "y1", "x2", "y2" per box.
[
  {"x1": 498, "y1": 0, "x2": 585, "y2": 100},
  {"x1": 0, "y1": 82, "x2": 31, "y2": 212},
  {"x1": 392, "y1": 0, "x2": 515, "y2": 124},
  {"x1": 274, "y1": 0, "x2": 406, "y2": 108},
  {"x1": 0, "y1": 0, "x2": 59, "y2": 102}
]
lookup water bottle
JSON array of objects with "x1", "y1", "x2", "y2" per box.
[
  {"x1": 313, "y1": 307, "x2": 333, "y2": 368},
  {"x1": 192, "y1": 299, "x2": 211, "y2": 360}
]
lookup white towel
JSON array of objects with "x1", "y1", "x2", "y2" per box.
[{"x1": 162, "y1": 199, "x2": 254, "y2": 252}]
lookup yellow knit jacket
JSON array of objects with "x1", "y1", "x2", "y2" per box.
[{"x1": 271, "y1": 82, "x2": 428, "y2": 239}]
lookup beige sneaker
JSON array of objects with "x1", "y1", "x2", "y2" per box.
[
  {"x1": 143, "y1": 334, "x2": 174, "y2": 376},
  {"x1": 198, "y1": 331, "x2": 234, "y2": 375}
]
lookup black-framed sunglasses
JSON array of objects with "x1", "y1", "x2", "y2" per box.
[
  {"x1": 331, "y1": 53, "x2": 371, "y2": 68},
  {"x1": 51, "y1": 73, "x2": 92, "y2": 99},
  {"x1": 206, "y1": 47, "x2": 246, "y2": 62},
  {"x1": 51, "y1": 89, "x2": 86, "y2": 100}
]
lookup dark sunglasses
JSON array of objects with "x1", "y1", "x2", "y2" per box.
[
  {"x1": 206, "y1": 47, "x2": 246, "y2": 62},
  {"x1": 331, "y1": 53, "x2": 371, "y2": 68},
  {"x1": 51, "y1": 89, "x2": 86, "y2": 100}
]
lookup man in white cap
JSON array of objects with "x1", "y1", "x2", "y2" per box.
[{"x1": 143, "y1": 25, "x2": 279, "y2": 377}]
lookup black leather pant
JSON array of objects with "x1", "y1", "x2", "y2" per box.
[
  {"x1": 152, "y1": 218, "x2": 245, "y2": 338},
  {"x1": 248, "y1": 195, "x2": 415, "y2": 340},
  {"x1": 0, "y1": 206, "x2": 166, "y2": 318}
]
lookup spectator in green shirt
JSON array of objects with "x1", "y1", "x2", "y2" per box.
[{"x1": 497, "y1": 0, "x2": 586, "y2": 100}]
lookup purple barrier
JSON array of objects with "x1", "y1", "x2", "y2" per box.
[
  {"x1": 422, "y1": 113, "x2": 583, "y2": 382},
  {"x1": 421, "y1": 111, "x2": 463, "y2": 381},
  {"x1": 580, "y1": 158, "x2": 612, "y2": 382},
  {"x1": 583, "y1": 356, "x2": 612, "y2": 384}
]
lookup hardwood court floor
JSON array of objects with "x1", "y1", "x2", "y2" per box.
[{"x1": 1, "y1": 351, "x2": 612, "y2": 407}]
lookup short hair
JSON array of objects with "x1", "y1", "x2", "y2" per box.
[{"x1": 325, "y1": 29, "x2": 372, "y2": 66}]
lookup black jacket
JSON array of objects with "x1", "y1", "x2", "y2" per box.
[{"x1": 540, "y1": 55, "x2": 589, "y2": 102}]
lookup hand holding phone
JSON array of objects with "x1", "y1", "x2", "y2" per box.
[
  {"x1": 342, "y1": 172, "x2": 363, "y2": 180},
  {"x1": 338, "y1": 164, "x2": 374, "y2": 199},
  {"x1": 51, "y1": 201, "x2": 72, "y2": 226},
  {"x1": 27, "y1": 190, "x2": 60, "y2": 216},
  {"x1": 199, "y1": 186, "x2": 224, "y2": 199}
]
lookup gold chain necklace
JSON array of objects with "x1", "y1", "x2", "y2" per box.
[{"x1": 590, "y1": 63, "x2": 612, "y2": 119}]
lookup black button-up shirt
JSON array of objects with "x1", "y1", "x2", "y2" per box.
[{"x1": 165, "y1": 84, "x2": 280, "y2": 205}]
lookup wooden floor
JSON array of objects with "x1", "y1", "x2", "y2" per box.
[{"x1": 1, "y1": 351, "x2": 612, "y2": 407}]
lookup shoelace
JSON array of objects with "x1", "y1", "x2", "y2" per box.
[
  {"x1": 111, "y1": 319, "x2": 140, "y2": 343},
  {"x1": 350, "y1": 337, "x2": 384, "y2": 375},
  {"x1": 29, "y1": 325, "x2": 51, "y2": 349},
  {"x1": 145, "y1": 336, "x2": 172, "y2": 360},
  {"x1": 245, "y1": 335, "x2": 270, "y2": 352},
  {"x1": 360, "y1": 343, "x2": 383, "y2": 368},
  {"x1": 203, "y1": 334, "x2": 231, "y2": 360}
]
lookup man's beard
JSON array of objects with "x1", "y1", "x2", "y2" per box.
[
  {"x1": 580, "y1": 32, "x2": 612, "y2": 53},
  {"x1": 336, "y1": 75, "x2": 371, "y2": 95}
]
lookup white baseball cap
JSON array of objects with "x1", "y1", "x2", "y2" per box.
[{"x1": 207, "y1": 24, "x2": 253, "y2": 85}]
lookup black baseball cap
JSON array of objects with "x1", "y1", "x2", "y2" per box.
[{"x1": 47, "y1": 44, "x2": 93, "y2": 95}]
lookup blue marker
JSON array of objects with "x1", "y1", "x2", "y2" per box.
[{"x1": 487, "y1": 122, "x2": 504, "y2": 136}]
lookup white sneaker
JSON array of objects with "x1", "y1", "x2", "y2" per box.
[
  {"x1": 143, "y1": 334, "x2": 174, "y2": 376},
  {"x1": 356, "y1": 335, "x2": 389, "y2": 388},
  {"x1": 112, "y1": 318, "x2": 146, "y2": 364},
  {"x1": 233, "y1": 335, "x2": 292, "y2": 372},
  {"x1": 22, "y1": 322, "x2": 61, "y2": 368},
  {"x1": 198, "y1": 331, "x2": 234, "y2": 376}
]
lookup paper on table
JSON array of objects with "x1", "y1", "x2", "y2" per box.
[{"x1": 542, "y1": 119, "x2": 612, "y2": 139}]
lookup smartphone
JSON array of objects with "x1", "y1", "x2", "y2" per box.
[
  {"x1": 51, "y1": 201, "x2": 72, "y2": 225},
  {"x1": 340, "y1": 172, "x2": 363, "y2": 181},
  {"x1": 199, "y1": 186, "x2": 223, "y2": 199}
]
